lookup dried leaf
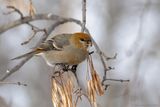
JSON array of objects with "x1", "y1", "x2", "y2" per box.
[
  {"x1": 51, "y1": 77, "x2": 74, "y2": 107},
  {"x1": 87, "y1": 55, "x2": 105, "y2": 107},
  {"x1": 87, "y1": 80, "x2": 97, "y2": 107},
  {"x1": 88, "y1": 55, "x2": 104, "y2": 96},
  {"x1": 92, "y1": 71, "x2": 104, "y2": 96}
]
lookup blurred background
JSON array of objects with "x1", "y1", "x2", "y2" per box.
[{"x1": 0, "y1": 0, "x2": 160, "y2": 107}]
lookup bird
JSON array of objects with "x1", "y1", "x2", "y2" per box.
[{"x1": 12, "y1": 32, "x2": 92, "y2": 67}]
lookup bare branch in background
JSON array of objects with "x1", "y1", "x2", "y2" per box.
[
  {"x1": 126, "y1": 0, "x2": 151, "y2": 56},
  {"x1": 81, "y1": 0, "x2": 86, "y2": 32}
]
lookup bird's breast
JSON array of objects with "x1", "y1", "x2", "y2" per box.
[{"x1": 41, "y1": 48, "x2": 88, "y2": 66}]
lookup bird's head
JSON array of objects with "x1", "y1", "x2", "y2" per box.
[{"x1": 70, "y1": 32, "x2": 92, "y2": 49}]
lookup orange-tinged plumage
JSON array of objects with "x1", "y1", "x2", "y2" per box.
[{"x1": 70, "y1": 33, "x2": 92, "y2": 49}]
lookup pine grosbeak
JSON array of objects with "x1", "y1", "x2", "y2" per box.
[{"x1": 12, "y1": 32, "x2": 92, "y2": 66}]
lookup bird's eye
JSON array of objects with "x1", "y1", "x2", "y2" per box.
[{"x1": 80, "y1": 38, "x2": 85, "y2": 41}]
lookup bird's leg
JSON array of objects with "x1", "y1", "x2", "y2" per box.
[
  {"x1": 62, "y1": 64, "x2": 69, "y2": 72},
  {"x1": 71, "y1": 65, "x2": 78, "y2": 72},
  {"x1": 52, "y1": 64, "x2": 70, "y2": 79},
  {"x1": 54, "y1": 63, "x2": 69, "y2": 71},
  {"x1": 55, "y1": 64, "x2": 80, "y2": 84},
  {"x1": 64, "y1": 65, "x2": 69, "y2": 71}
]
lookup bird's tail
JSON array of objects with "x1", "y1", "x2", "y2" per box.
[{"x1": 11, "y1": 49, "x2": 43, "y2": 60}]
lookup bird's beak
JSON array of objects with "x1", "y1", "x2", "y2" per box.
[{"x1": 87, "y1": 40, "x2": 92, "y2": 47}]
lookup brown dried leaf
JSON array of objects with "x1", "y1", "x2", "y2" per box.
[
  {"x1": 51, "y1": 77, "x2": 74, "y2": 107},
  {"x1": 92, "y1": 71, "x2": 104, "y2": 96},
  {"x1": 87, "y1": 80, "x2": 96, "y2": 106},
  {"x1": 88, "y1": 55, "x2": 104, "y2": 96}
]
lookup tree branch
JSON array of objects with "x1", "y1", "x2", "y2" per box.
[
  {"x1": 0, "y1": 13, "x2": 64, "y2": 34},
  {"x1": 126, "y1": 0, "x2": 151, "y2": 56},
  {"x1": 0, "y1": 81, "x2": 27, "y2": 86},
  {"x1": 21, "y1": 23, "x2": 47, "y2": 45},
  {"x1": 104, "y1": 78, "x2": 130, "y2": 83},
  {"x1": 4, "y1": 6, "x2": 24, "y2": 19},
  {"x1": 1, "y1": 55, "x2": 32, "y2": 81}
]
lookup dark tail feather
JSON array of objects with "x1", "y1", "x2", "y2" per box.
[{"x1": 11, "y1": 50, "x2": 39, "y2": 60}]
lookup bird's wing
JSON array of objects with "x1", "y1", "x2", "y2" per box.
[
  {"x1": 38, "y1": 33, "x2": 72, "y2": 51},
  {"x1": 49, "y1": 33, "x2": 72, "y2": 49}
]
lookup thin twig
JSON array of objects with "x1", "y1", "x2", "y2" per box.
[
  {"x1": 0, "y1": 55, "x2": 32, "y2": 81},
  {"x1": 0, "y1": 13, "x2": 80, "y2": 35},
  {"x1": 104, "y1": 78, "x2": 130, "y2": 83},
  {"x1": 27, "y1": 22, "x2": 40, "y2": 30},
  {"x1": 0, "y1": 81, "x2": 27, "y2": 86},
  {"x1": 101, "y1": 66, "x2": 115, "y2": 85},
  {"x1": 105, "y1": 53, "x2": 117, "y2": 61},
  {"x1": 81, "y1": 0, "x2": 86, "y2": 32},
  {"x1": 5, "y1": 6, "x2": 24, "y2": 19},
  {"x1": 74, "y1": 88, "x2": 83, "y2": 106},
  {"x1": 99, "y1": 51, "x2": 109, "y2": 85},
  {"x1": 21, "y1": 23, "x2": 47, "y2": 45},
  {"x1": 21, "y1": 31, "x2": 36, "y2": 45}
]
